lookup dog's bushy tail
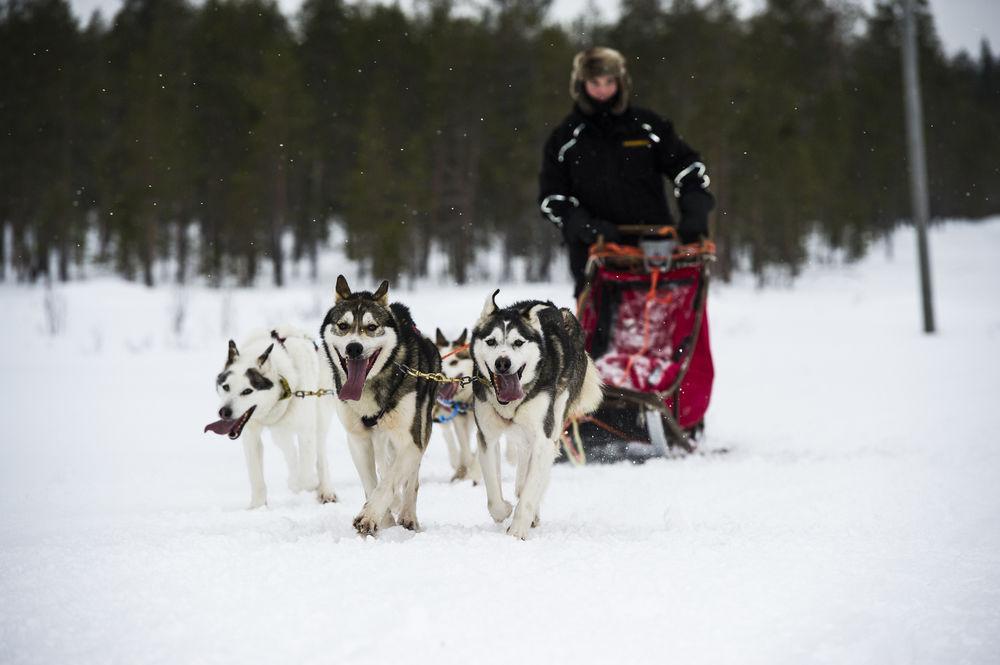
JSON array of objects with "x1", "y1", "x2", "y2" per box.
[{"x1": 570, "y1": 356, "x2": 604, "y2": 419}]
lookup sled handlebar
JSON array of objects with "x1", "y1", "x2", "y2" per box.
[{"x1": 614, "y1": 225, "x2": 679, "y2": 238}]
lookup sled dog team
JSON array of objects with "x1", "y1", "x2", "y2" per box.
[{"x1": 206, "y1": 276, "x2": 602, "y2": 540}]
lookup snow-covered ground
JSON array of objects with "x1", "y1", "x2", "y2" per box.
[{"x1": 1, "y1": 220, "x2": 998, "y2": 664}]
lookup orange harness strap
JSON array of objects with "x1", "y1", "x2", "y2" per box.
[{"x1": 440, "y1": 343, "x2": 470, "y2": 360}]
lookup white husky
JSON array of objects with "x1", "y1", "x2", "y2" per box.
[{"x1": 205, "y1": 327, "x2": 338, "y2": 509}]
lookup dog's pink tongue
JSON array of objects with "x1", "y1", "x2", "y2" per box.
[
  {"x1": 439, "y1": 382, "x2": 458, "y2": 401},
  {"x1": 204, "y1": 419, "x2": 236, "y2": 436},
  {"x1": 495, "y1": 373, "x2": 524, "y2": 403},
  {"x1": 338, "y1": 357, "x2": 369, "y2": 401}
]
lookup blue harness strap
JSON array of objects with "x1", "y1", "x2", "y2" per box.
[{"x1": 434, "y1": 398, "x2": 471, "y2": 424}]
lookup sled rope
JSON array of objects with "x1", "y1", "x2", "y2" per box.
[
  {"x1": 576, "y1": 414, "x2": 634, "y2": 441},
  {"x1": 561, "y1": 418, "x2": 587, "y2": 466}
]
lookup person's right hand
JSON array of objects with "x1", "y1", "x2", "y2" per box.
[{"x1": 562, "y1": 208, "x2": 621, "y2": 244}]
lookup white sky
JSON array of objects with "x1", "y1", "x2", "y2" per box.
[{"x1": 68, "y1": 0, "x2": 999, "y2": 57}]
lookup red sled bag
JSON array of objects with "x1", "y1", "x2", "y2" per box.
[{"x1": 568, "y1": 228, "x2": 715, "y2": 463}]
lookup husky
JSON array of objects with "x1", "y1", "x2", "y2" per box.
[
  {"x1": 471, "y1": 291, "x2": 603, "y2": 539},
  {"x1": 204, "y1": 327, "x2": 339, "y2": 509},
  {"x1": 434, "y1": 328, "x2": 481, "y2": 484},
  {"x1": 320, "y1": 276, "x2": 440, "y2": 536}
]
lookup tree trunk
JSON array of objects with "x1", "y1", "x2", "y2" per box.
[
  {"x1": 271, "y1": 155, "x2": 287, "y2": 288},
  {"x1": 176, "y1": 218, "x2": 189, "y2": 284},
  {"x1": 0, "y1": 223, "x2": 6, "y2": 282}
]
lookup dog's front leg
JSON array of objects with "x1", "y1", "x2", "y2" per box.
[
  {"x1": 353, "y1": 442, "x2": 421, "y2": 537},
  {"x1": 460, "y1": 416, "x2": 482, "y2": 484},
  {"x1": 507, "y1": 431, "x2": 556, "y2": 539},
  {"x1": 242, "y1": 427, "x2": 267, "y2": 509},
  {"x1": 456, "y1": 416, "x2": 481, "y2": 484},
  {"x1": 314, "y1": 427, "x2": 338, "y2": 504},
  {"x1": 295, "y1": 428, "x2": 320, "y2": 492},
  {"x1": 346, "y1": 431, "x2": 378, "y2": 500},
  {"x1": 477, "y1": 429, "x2": 512, "y2": 524},
  {"x1": 442, "y1": 422, "x2": 466, "y2": 481},
  {"x1": 271, "y1": 428, "x2": 302, "y2": 492},
  {"x1": 396, "y1": 459, "x2": 421, "y2": 531}
]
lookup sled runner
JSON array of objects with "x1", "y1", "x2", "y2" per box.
[{"x1": 563, "y1": 226, "x2": 716, "y2": 464}]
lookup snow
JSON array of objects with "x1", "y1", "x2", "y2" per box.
[{"x1": 1, "y1": 219, "x2": 999, "y2": 664}]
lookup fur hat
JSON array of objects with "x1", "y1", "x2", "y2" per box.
[{"x1": 569, "y1": 46, "x2": 632, "y2": 115}]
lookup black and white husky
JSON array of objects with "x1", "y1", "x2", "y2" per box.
[
  {"x1": 204, "y1": 327, "x2": 339, "y2": 509},
  {"x1": 471, "y1": 292, "x2": 603, "y2": 539},
  {"x1": 434, "y1": 328, "x2": 481, "y2": 484},
  {"x1": 320, "y1": 276, "x2": 440, "y2": 536}
]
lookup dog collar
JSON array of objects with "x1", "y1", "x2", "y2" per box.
[{"x1": 278, "y1": 376, "x2": 292, "y2": 400}]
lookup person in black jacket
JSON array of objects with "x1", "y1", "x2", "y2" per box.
[{"x1": 539, "y1": 47, "x2": 715, "y2": 294}]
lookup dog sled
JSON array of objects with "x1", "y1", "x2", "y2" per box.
[{"x1": 562, "y1": 226, "x2": 716, "y2": 464}]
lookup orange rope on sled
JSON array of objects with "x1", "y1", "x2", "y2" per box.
[
  {"x1": 573, "y1": 415, "x2": 633, "y2": 441},
  {"x1": 587, "y1": 238, "x2": 716, "y2": 263}
]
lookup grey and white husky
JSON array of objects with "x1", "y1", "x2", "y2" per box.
[
  {"x1": 320, "y1": 276, "x2": 440, "y2": 536},
  {"x1": 204, "y1": 327, "x2": 339, "y2": 509},
  {"x1": 471, "y1": 292, "x2": 603, "y2": 539},
  {"x1": 434, "y1": 328, "x2": 481, "y2": 484}
]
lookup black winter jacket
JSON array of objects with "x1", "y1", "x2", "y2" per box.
[{"x1": 538, "y1": 105, "x2": 714, "y2": 245}]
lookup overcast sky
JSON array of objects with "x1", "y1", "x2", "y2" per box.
[{"x1": 68, "y1": 0, "x2": 999, "y2": 57}]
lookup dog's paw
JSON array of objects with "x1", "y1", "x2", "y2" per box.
[
  {"x1": 353, "y1": 512, "x2": 380, "y2": 537},
  {"x1": 450, "y1": 466, "x2": 468, "y2": 483},
  {"x1": 506, "y1": 521, "x2": 530, "y2": 540},
  {"x1": 316, "y1": 488, "x2": 339, "y2": 504},
  {"x1": 531, "y1": 514, "x2": 541, "y2": 528},
  {"x1": 248, "y1": 497, "x2": 267, "y2": 510},
  {"x1": 488, "y1": 499, "x2": 513, "y2": 523},
  {"x1": 397, "y1": 515, "x2": 420, "y2": 531}
]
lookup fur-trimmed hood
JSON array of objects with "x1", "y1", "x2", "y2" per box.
[{"x1": 569, "y1": 46, "x2": 632, "y2": 116}]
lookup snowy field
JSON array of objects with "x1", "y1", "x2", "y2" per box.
[{"x1": 1, "y1": 220, "x2": 998, "y2": 664}]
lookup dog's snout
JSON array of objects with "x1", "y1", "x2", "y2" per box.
[
  {"x1": 219, "y1": 406, "x2": 233, "y2": 420},
  {"x1": 346, "y1": 342, "x2": 364, "y2": 359},
  {"x1": 494, "y1": 356, "x2": 512, "y2": 374}
]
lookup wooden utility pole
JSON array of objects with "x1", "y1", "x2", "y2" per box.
[{"x1": 901, "y1": 0, "x2": 936, "y2": 333}]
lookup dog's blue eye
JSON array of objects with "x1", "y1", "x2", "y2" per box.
[
  {"x1": 513, "y1": 340, "x2": 524, "y2": 348},
  {"x1": 366, "y1": 324, "x2": 378, "y2": 333},
  {"x1": 241, "y1": 388, "x2": 253, "y2": 396},
  {"x1": 486, "y1": 339, "x2": 498, "y2": 347},
  {"x1": 337, "y1": 322, "x2": 349, "y2": 331}
]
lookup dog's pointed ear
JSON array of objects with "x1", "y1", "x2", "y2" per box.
[
  {"x1": 435, "y1": 328, "x2": 449, "y2": 347},
  {"x1": 335, "y1": 275, "x2": 352, "y2": 302},
  {"x1": 257, "y1": 343, "x2": 274, "y2": 368},
  {"x1": 479, "y1": 289, "x2": 500, "y2": 322},
  {"x1": 455, "y1": 328, "x2": 468, "y2": 346},
  {"x1": 373, "y1": 280, "x2": 389, "y2": 306},
  {"x1": 522, "y1": 303, "x2": 546, "y2": 330},
  {"x1": 227, "y1": 340, "x2": 239, "y2": 367}
]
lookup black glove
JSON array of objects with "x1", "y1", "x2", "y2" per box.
[
  {"x1": 678, "y1": 188, "x2": 714, "y2": 244},
  {"x1": 561, "y1": 207, "x2": 621, "y2": 244}
]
